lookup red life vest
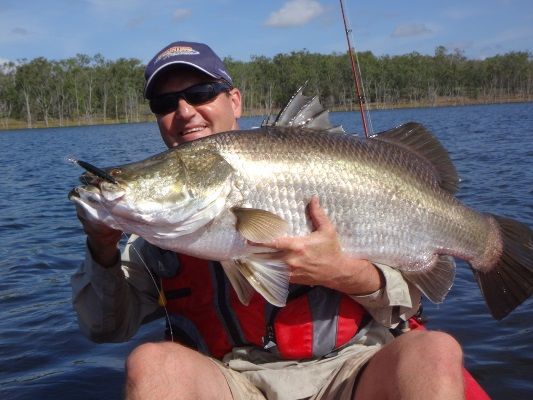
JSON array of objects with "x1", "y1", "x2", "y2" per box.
[{"x1": 160, "y1": 254, "x2": 369, "y2": 360}]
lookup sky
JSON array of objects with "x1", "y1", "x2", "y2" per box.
[{"x1": 0, "y1": 0, "x2": 532, "y2": 66}]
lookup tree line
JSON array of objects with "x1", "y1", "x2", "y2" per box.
[{"x1": 1, "y1": 46, "x2": 531, "y2": 129}]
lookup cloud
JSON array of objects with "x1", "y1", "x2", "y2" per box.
[
  {"x1": 172, "y1": 8, "x2": 192, "y2": 21},
  {"x1": 0, "y1": 59, "x2": 18, "y2": 73},
  {"x1": 264, "y1": 0, "x2": 324, "y2": 27},
  {"x1": 126, "y1": 16, "x2": 147, "y2": 29},
  {"x1": 392, "y1": 23, "x2": 432, "y2": 38},
  {"x1": 11, "y1": 27, "x2": 30, "y2": 36}
]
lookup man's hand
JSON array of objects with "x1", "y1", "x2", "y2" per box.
[
  {"x1": 254, "y1": 197, "x2": 384, "y2": 295},
  {"x1": 76, "y1": 205, "x2": 122, "y2": 268}
]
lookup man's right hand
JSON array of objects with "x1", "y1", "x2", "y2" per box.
[{"x1": 76, "y1": 205, "x2": 123, "y2": 268}]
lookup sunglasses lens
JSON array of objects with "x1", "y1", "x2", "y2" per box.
[
  {"x1": 183, "y1": 87, "x2": 216, "y2": 105},
  {"x1": 149, "y1": 82, "x2": 231, "y2": 115},
  {"x1": 149, "y1": 96, "x2": 178, "y2": 114}
]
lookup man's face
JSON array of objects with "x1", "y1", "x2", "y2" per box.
[{"x1": 151, "y1": 69, "x2": 242, "y2": 148}]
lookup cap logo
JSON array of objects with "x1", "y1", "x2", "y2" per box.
[{"x1": 155, "y1": 46, "x2": 200, "y2": 64}]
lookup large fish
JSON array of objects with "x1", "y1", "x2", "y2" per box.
[{"x1": 69, "y1": 86, "x2": 533, "y2": 320}]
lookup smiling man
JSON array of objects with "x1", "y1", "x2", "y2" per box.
[
  {"x1": 72, "y1": 41, "x2": 465, "y2": 400},
  {"x1": 145, "y1": 43, "x2": 242, "y2": 146}
]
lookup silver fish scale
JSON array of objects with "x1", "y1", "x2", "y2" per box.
[{"x1": 208, "y1": 127, "x2": 492, "y2": 272}]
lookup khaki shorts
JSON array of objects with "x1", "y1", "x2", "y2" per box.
[{"x1": 211, "y1": 343, "x2": 381, "y2": 400}]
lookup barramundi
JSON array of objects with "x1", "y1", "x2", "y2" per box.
[{"x1": 69, "y1": 86, "x2": 533, "y2": 320}]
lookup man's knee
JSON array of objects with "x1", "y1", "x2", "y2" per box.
[
  {"x1": 126, "y1": 342, "x2": 191, "y2": 386},
  {"x1": 127, "y1": 343, "x2": 164, "y2": 385},
  {"x1": 410, "y1": 330, "x2": 464, "y2": 368},
  {"x1": 355, "y1": 331, "x2": 465, "y2": 399}
]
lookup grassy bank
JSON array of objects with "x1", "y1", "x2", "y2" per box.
[{"x1": 1, "y1": 95, "x2": 531, "y2": 131}]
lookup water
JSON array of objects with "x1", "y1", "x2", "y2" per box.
[{"x1": 0, "y1": 103, "x2": 532, "y2": 399}]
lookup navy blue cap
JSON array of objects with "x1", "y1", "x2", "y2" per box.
[{"x1": 144, "y1": 41, "x2": 233, "y2": 98}]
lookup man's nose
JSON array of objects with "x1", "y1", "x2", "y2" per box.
[{"x1": 173, "y1": 98, "x2": 195, "y2": 118}]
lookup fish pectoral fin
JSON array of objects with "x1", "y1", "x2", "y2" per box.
[
  {"x1": 403, "y1": 255, "x2": 456, "y2": 304},
  {"x1": 232, "y1": 207, "x2": 289, "y2": 243},
  {"x1": 220, "y1": 260, "x2": 255, "y2": 306},
  {"x1": 234, "y1": 256, "x2": 290, "y2": 307}
]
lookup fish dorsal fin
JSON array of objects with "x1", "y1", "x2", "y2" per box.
[
  {"x1": 232, "y1": 207, "x2": 289, "y2": 242},
  {"x1": 262, "y1": 83, "x2": 345, "y2": 133},
  {"x1": 372, "y1": 122, "x2": 459, "y2": 194}
]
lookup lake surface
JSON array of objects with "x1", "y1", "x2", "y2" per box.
[{"x1": 1, "y1": 102, "x2": 532, "y2": 399}]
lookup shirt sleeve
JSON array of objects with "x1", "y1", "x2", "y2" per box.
[
  {"x1": 71, "y1": 235, "x2": 161, "y2": 343},
  {"x1": 349, "y1": 263, "x2": 422, "y2": 328}
]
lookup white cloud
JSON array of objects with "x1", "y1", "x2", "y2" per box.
[
  {"x1": 392, "y1": 23, "x2": 432, "y2": 38},
  {"x1": 264, "y1": 0, "x2": 324, "y2": 27},
  {"x1": 172, "y1": 8, "x2": 192, "y2": 21},
  {"x1": 0, "y1": 59, "x2": 18, "y2": 73}
]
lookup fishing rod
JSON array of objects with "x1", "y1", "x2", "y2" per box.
[{"x1": 339, "y1": 0, "x2": 372, "y2": 138}]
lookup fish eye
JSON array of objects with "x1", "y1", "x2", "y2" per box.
[{"x1": 109, "y1": 169, "x2": 122, "y2": 177}]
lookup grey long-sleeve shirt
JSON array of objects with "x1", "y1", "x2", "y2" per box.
[{"x1": 71, "y1": 235, "x2": 421, "y2": 343}]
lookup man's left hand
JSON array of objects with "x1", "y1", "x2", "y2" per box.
[{"x1": 253, "y1": 197, "x2": 384, "y2": 295}]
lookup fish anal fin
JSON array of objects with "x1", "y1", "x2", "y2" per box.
[
  {"x1": 404, "y1": 255, "x2": 456, "y2": 304},
  {"x1": 235, "y1": 257, "x2": 290, "y2": 307},
  {"x1": 232, "y1": 207, "x2": 288, "y2": 243},
  {"x1": 372, "y1": 122, "x2": 459, "y2": 194}
]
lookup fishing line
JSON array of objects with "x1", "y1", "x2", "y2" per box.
[
  {"x1": 71, "y1": 156, "x2": 175, "y2": 342},
  {"x1": 124, "y1": 234, "x2": 175, "y2": 342}
]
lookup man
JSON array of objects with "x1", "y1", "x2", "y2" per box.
[{"x1": 72, "y1": 41, "x2": 465, "y2": 399}]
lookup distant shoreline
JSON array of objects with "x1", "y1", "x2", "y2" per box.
[{"x1": 2, "y1": 95, "x2": 531, "y2": 132}]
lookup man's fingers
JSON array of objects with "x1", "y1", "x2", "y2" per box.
[
  {"x1": 308, "y1": 196, "x2": 334, "y2": 232},
  {"x1": 248, "y1": 236, "x2": 303, "y2": 252}
]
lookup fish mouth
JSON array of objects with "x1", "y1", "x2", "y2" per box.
[
  {"x1": 68, "y1": 187, "x2": 80, "y2": 200},
  {"x1": 69, "y1": 182, "x2": 126, "y2": 204},
  {"x1": 69, "y1": 159, "x2": 127, "y2": 202},
  {"x1": 75, "y1": 160, "x2": 118, "y2": 184},
  {"x1": 69, "y1": 185, "x2": 102, "y2": 202}
]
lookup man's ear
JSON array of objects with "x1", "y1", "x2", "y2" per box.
[{"x1": 229, "y1": 88, "x2": 242, "y2": 119}]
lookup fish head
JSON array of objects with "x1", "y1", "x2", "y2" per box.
[{"x1": 69, "y1": 144, "x2": 234, "y2": 237}]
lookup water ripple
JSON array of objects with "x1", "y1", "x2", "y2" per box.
[{"x1": 1, "y1": 104, "x2": 532, "y2": 398}]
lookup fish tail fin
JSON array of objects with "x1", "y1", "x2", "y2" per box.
[{"x1": 473, "y1": 214, "x2": 533, "y2": 320}]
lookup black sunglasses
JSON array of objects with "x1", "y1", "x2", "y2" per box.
[{"x1": 149, "y1": 82, "x2": 232, "y2": 115}]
